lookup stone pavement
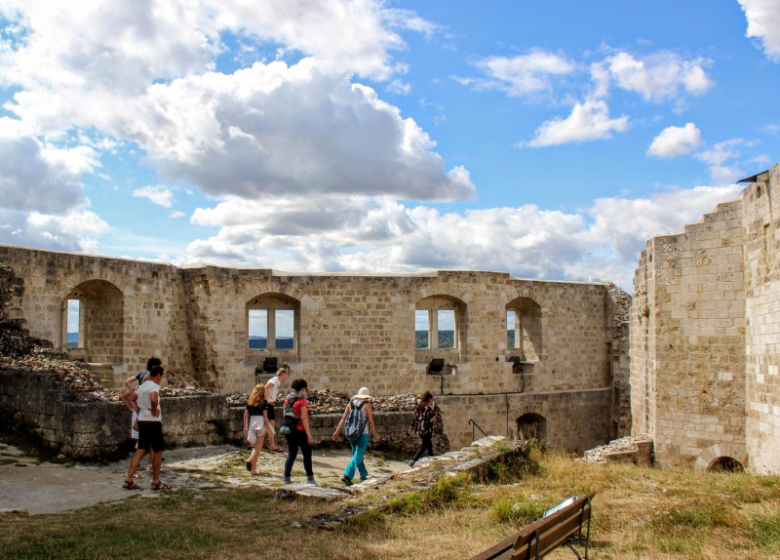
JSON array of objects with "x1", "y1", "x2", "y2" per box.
[{"x1": 0, "y1": 442, "x2": 411, "y2": 515}]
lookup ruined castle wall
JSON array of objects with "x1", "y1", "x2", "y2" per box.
[
  {"x1": 743, "y1": 165, "x2": 780, "y2": 474},
  {"x1": 179, "y1": 267, "x2": 617, "y2": 397},
  {"x1": 0, "y1": 243, "x2": 629, "y2": 452},
  {"x1": 631, "y1": 199, "x2": 746, "y2": 469},
  {"x1": 0, "y1": 247, "x2": 195, "y2": 382}
]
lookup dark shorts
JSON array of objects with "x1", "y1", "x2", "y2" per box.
[
  {"x1": 266, "y1": 406, "x2": 276, "y2": 421},
  {"x1": 137, "y1": 421, "x2": 165, "y2": 453}
]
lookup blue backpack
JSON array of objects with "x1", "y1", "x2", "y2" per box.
[
  {"x1": 279, "y1": 396, "x2": 300, "y2": 436},
  {"x1": 344, "y1": 400, "x2": 367, "y2": 441}
]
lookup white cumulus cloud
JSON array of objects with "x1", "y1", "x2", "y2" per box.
[
  {"x1": 133, "y1": 186, "x2": 175, "y2": 208},
  {"x1": 695, "y1": 139, "x2": 748, "y2": 185},
  {"x1": 599, "y1": 52, "x2": 713, "y2": 102},
  {"x1": 465, "y1": 49, "x2": 575, "y2": 98},
  {"x1": 0, "y1": 117, "x2": 96, "y2": 214},
  {"x1": 738, "y1": 0, "x2": 780, "y2": 61},
  {"x1": 522, "y1": 100, "x2": 629, "y2": 148},
  {"x1": 647, "y1": 123, "x2": 703, "y2": 158},
  {"x1": 181, "y1": 183, "x2": 741, "y2": 291}
]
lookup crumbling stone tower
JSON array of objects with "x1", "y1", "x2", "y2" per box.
[{"x1": 632, "y1": 161, "x2": 780, "y2": 474}]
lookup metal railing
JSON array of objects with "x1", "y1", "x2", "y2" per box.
[{"x1": 468, "y1": 418, "x2": 488, "y2": 442}]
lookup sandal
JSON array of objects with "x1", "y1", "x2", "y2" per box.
[
  {"x1": 151, "y1": 481, "x2": 172, "y2": 491},
  {"x1": 123, "y1": 480, "x2": 141, "y2": 490}
]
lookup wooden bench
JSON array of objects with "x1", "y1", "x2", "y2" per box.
[{"x1": 469, "y1": 493, "x2": 595, "y2": 560}]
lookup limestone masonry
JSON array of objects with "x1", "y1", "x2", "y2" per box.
[
  {"x1": 632, "y1": 160, "x2": 780, "y2": 474},
  {"x1": 0, "y1": 243, "x2": 631, "y2": 451}
]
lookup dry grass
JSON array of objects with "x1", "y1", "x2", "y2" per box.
[{"x1": 1, "y1": 449, "x2": 779, "y2": 560}]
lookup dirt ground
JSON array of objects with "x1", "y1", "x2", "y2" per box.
[{"x1": 0, "y1": 442, "x2": 411, "y2": 515}]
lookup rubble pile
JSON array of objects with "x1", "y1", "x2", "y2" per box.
[
  {"x1": 0, "y1": 348, "x2": 101, "y2": 393},
  {"x1": 78, "y1": 385, "x2": 214, "y2": 403},
  {"x1": 226, "y1": 388, "x2": 420, "y2": 414},
  {"x1": 580, "y1": 434, "x2": 652, "y2": 463}
]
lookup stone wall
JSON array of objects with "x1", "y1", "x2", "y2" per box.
[
  {"x1": 632, "y1": 160, "x2": 780, "y2": 473},
  {"x1": 743, "y1": 165, "x2": 780, "y2": 474},
  {"x1": 0, "y1": 243, "x2": 631, "y2": 451},
  {"x1": 436, "y1": 388, "x2": 612, "y2": 455},
  {"x1": 0, "y1": 370, "x2": 228, "y2": 458},
  {"x1": 0, "y1": 370, "x2": 436, "y2": 459}
]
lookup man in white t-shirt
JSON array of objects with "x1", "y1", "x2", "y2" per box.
[
  {"x1": 122, "y1": 366, "x2": 169, "y2": 491},
  {"x1": 264, "y1": 367, "x2": 288, "y2": 452}
]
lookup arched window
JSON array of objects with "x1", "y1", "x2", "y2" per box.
[
  {"x1": 506, "y1": 297, "x2": 542, "y2": 362},
  {"x1": 517, "y1": 413, "x2": 547, "y2": 442},
  {"x1": 246, "y1": 293, "x2": 300, "y2": 361},
  {"x1": 61, "y1": 280, "x2": 124, "y2": 364},
  {"x1": 415, "y1": 295, "x2": 467, "y2": 363}
]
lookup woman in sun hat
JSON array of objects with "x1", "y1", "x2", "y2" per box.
[{"x1": 332, "y1": 386, "x2": 375, "y2": 486}]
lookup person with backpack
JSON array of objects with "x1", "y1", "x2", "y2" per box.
[
  {"x1": 332, "y1": 386, "x2": 374, "y2": 486},
  {"x1": 408, "y1": 391, "x2": 438, "y2": 468},
  {"x1": 281, "y1": 379, "x2": 317, "y2": 485}
]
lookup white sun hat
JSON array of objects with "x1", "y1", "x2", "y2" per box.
[{"x1": 353, "y1": 387, "x2": 372, "y2": 399}]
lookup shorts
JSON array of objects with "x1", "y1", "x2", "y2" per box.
[
  {"x1": 137, "y1": 421, "x2": 165, "y2": 453},
  {"x1": 130, "y1": 410, "x2": 139, "y2": 440},
  {"x1": 266, "y1": 406, "x2": 276, "y2": 421},
  {"x1": 247, "y1": 416, "x2": 266, "y2": 444}
]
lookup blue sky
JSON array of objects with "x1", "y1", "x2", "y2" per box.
[{"x1": 0, "y1": 0, "x2": 778, "y2": 290}]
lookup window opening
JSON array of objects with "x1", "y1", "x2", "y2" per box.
[
  {"x1": 66, "y1": 299, "x2": 81, "y2": 348},
  {"x1": 415, "y1": 310, "x2": 430, "y2": 349},
  {"x1": 437, "y1": 309, "x2": 455, "y2": 349},
  {"x1": 507, "y1": 310, "x2": 517, "y2": 349},
  {"x1": 248, "y1": 309, "x2": 268, "y2": 349},
  {"x1": 275, "y1": 309, "x2": 295, "y2": 349}
]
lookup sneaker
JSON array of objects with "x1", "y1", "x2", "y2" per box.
[
  {"x1": 283, "y1": 476, "x2": 292, "y2": 485},
  {"x1": 359, "y1": 477, "x2": 369, "y2": 483},
  {"x1": 306, "y1": 477, "x2": 318, "y2": 486},
  {"x1": 340, "y1": 475, "x2": 353, "y2": 487},
  {"x1": 408, "y1": 460, "x2": 416, "y2": 468}
]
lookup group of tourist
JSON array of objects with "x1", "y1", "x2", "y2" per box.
[{"x1": 119, "y1": 359, "x2": 441, "y2": 490}]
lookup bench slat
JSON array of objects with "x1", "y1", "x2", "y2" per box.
[
  {"x1": 467, "y1": 492, "x2": 595, "y2": 560},
  {"x1": 468, "y1": 533, "x2": 521, "y2": 560},
  {"x1": 511, "y1": 509, "x2": 587, "y2": 559}
]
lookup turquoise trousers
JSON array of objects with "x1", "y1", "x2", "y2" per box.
[{"x1": 344, "y1": 433, "x2": 370, "y2": 480}]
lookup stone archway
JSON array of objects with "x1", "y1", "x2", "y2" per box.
[
  {"x1": 695, "y1": 444, "x2": 747, "y2": 472},
  {"x1": 517, "y1": 413, "x2": 547, "y2": 442}
]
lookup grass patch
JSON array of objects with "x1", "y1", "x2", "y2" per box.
[
  {"x1": 491, "y1": 497, "x2": 548, "y2": 525},
  {"x1": 2, "y1": 449, "x2": 780, "y2": 560},
  {"x1": 0, "y1": 457, "x2": 19, "y2": 466},
  {"x1": 751, "y1": 506, "x2": 780, "y2": 547},
  {"x1": 385, "y1": 473, "x2": 473, "y2": 516}
]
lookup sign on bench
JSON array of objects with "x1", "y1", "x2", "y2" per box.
[{"x1": 468, "y1": 492, "x2": 595, "y2": 560}]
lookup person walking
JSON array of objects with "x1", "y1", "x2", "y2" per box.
[
  {"x1": 120, "y1": 357, "x2": 162, "y2": 440},
  {"x1": 333, "y1": 386, "x2": 374, "y2": 486},
  {"x1": 122, "y1": 365, "x2": 170, "y2": 490},
  {"x1": 264, "y1": 367, "x2": 288, "y2": 453},
  {"x1": 243, "y1": 383, "x2": 271, "y2": 474},
  {"x1": 408, "y1": 391, "x2": 438, "y2": 468},
  {"x1": 282, "y1": 379, "x2": 316, "y2": 485}
]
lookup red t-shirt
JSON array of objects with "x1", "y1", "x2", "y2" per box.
[{"x1": 292, "y1": 397, "x2": 308, "y2": 431}]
